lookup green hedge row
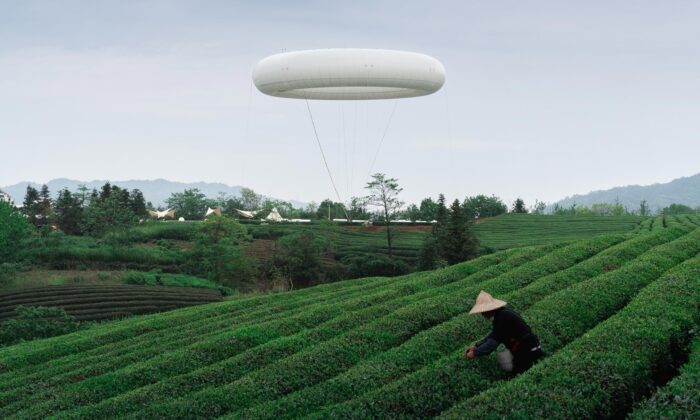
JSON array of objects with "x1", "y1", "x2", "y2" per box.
[
  {"x1": 0, "y1": 248, "x2": 524, "y2": 401},
  {"x1": 439, "y1": 251, "x2": 700, "y2": 419},
  {"x1": 113, "y1": 235, "x2": 623, "y2": 418},
  {"x1": 629, "y1": 335, "x2": 700, "y2": 419},
  {"x1": 54, "y1": 247, "x2": 550, "y2": 419},
  {"x1": 303, "y1": 229, "x2": 693, "y2": 419},
  {"x1": 51, "y1": 247, "x2": 552, "y2": 418},
  {"x1": 242, "y1": 231, "x2": 677, "y2": 418},
  {"x1": 4, "y1": 247, "x2": 537, "y2": 417}
]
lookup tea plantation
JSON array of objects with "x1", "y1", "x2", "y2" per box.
[{"x1": 1, "y1": 219, "x2": 699, "y2": 418}]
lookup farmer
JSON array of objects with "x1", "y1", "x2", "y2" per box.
[{"x1": 465, "y1": 291, "x2": 543, "y2": 374}]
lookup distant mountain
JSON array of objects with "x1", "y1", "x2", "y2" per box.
[
  {"x1": 553, "y1": 173, "x2": 700, "y2": 212},
  {"x1": 1, "y1": 178, "x2": 307, "y2": 208}
]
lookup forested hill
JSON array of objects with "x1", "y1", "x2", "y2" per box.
[
  {"x1": 1, "y1": 179, "x2": 306, "y2": 208},
  {"x1": 553, "y1": 172, "x2": 700, "y2": 212}
]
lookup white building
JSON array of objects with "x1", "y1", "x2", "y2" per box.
[{"x1": 0, "y1": 189, "x2": 14, "y2": 206}]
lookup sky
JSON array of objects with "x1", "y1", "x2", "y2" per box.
[{"x1": 1, "y1": 1, "x2": 699, "y2": 207}]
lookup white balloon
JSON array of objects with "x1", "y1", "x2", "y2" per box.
[{"x1": 253, "y1": 49, "x2": 445, "y2": 100}]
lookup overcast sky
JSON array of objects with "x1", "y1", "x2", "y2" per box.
[{"x1": 1, "y1": 1, "x2": 699, "y2": 206}]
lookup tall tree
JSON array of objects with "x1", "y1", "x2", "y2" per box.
[
  {"x1": 0, "y1": 200, "x2": 33, "y2": 262},
  {"x1": 54, "y1": 189, "x2": 83, "y2": 235},
  {"x1": 433, "y1": 194, "x2": 449, "y2": 254},
  {"x1": 419, "y1": 197, "x2": 438, "y2": 221},
  {"x1": 165, "y1": 188, "x2": 211, "y2": 220},
  {"x1": 511, "y1": 198, "x2": 528, "y2": 213},
  {"x1": 365, "y1": 173, "x2": 404, "y2": 262},
  {"x1": 638, "y1": 200, "x2": 650, "y2": 217},
  {"x1": 463, "y1": 194, "x2": 507, "y2": 219},
  {"x1": 37, "y1": 184, "x2": 53, "y2": 227},
  {"x1": 316, "y1": 199, "x2": 346, "y2": 220},
  {"x1": 129, "y1": 189, "x2": 147, "y2": 217},
  {"x1": 239, "y1": 187, "x2": 262, "y2": 211},
  {"x1": 442, "y1": 199, "x2": 480, "y2": 265},
  {"x1": 22, "y1": 186, "x2": 40, "y2": 227}
]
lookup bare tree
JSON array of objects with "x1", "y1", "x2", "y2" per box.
[{"x1": 365, "y1": 173, "x2": 404, "y2": 261}]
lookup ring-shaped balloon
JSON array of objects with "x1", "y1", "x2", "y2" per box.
[{"x1": 253, "y1": 49, "x2": 446, "y2": 100}]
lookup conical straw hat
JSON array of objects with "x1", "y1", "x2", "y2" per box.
[{"x1": 469, "y1": 291, "x2": 507, "y2": 314}]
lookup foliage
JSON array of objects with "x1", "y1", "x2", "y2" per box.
[
  {"x1": 443, "y1": 238, "x2": 700, "y2": 419},
  {"x1": 365, "y1": 173, "x2": 404, "y2": 263},
  {"x1": 630, "y1": 335, "x2": 700, "y2": 419},
  {"x1": 267, "y1": 230, "x2": 328, "y2": 288},
  {"x1": 442, "y1": 199, "x2": 479, "y2": 265},
  {"x1": 53, "y1": 189, "x2": 84, "y2": 235},
  {"x1": 661, "y1": 202, "x2": 697, "y2": 215},
  {"x1": 463, "y1": 194, "x2": 507, "y2": 219},
  {"x1": 21, "y1": 185, "x2": 44, "y2": 227},
  {"x1": 638, "y1": 199, "x2": 651, "y2": 217},
  {"x1": 80, "y1": 184, "x2": 147, "y2": 236},
  {"x1": 315, "y1": 199, "x2": 347, "y2": 221},
  {"x1": 417, "y1": 234, "x2": 442, "y2": 270},
  {"x1": 188, "y1": 216, "x2": 255, "y2": 289},
  {"x1": 4, "y1": 229, "x2": 700, "y2": 417},
  {"x1": 165, "y1": 188, "x2": 214, "y2": 221},
  {"x1": 0, "y1": 201, "x2": 33, "y2": 262},
  {"x1": 0, "y1": 306, "x2": 81, "y2": 346},
  {"x1": 511, "y1": 197, "x2": 528, "y2": 213}
]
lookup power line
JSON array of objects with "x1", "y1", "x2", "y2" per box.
[{"x1": 305, "y1": 99, "x2": 349, "y2": 220}]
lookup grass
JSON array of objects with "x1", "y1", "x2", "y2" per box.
[{"x1": 472, "y1": 213, "x2": 646, "y2": 249}]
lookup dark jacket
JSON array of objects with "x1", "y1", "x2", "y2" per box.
[{"x1": 473, "y1": 307, "x2": 540, "y2": 357}]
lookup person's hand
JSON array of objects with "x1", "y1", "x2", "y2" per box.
[{"x1": 466, "y1": 346, "x2": 476, "y2": 360}]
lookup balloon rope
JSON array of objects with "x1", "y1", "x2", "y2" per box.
[
  {"x1": 368, "y1": 99, "x2": 398, "y2": 176},
  {"x1": 305, "y1": 99, "x2": 349, "y2": 220}
]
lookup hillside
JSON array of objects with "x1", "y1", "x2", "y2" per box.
[
  {"x1": 0, "y1": 178, "x2": 306, "y2": 208},
  {"x1": 553, "y1": 172, "x2": 700, "y2": 211},
  {"x1": 1, "y1": 218, "x2": 699, "y2": 418},
  {"x1": 472, "y1": 213, "x2": 644, "y2": 250}
]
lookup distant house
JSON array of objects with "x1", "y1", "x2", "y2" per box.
[
  {"x1": 205, "y1": 207, "x2": 222, "y2": 217},
  {"x1": 265, "y1": 208, "x2": 285, "y2": 222},
  {"x1": 0, "y1": 189, "x2": 14, "y2": 206},
  {"x1": 148, "y1": 209, "x2": 176, "y2": 219}
]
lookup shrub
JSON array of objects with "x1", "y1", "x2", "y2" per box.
[
  {"x1": 0, "y1": 306, "x2": 81, "y2": 346},
  {"x1": 629, "y1": 335, "x2": 700, "y2": 419},
  {"x1": 123, "y1": 271, "x2": 148, "y2": 285},
  {"x1": 440, "y1": 252, "x2": 700, "y2": 419}
]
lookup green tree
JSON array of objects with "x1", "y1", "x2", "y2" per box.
[
  {"x1": 463, "y1": 194, "x2": 507, "y2": 219},
  {"x1": 417, "y1": 234, "x2": 441, "y2": 270},
  {"x1": 661, "y1": 203, "x2": 696, "y2": 215},
  {"x1": 442, "y1": 199, "x2": 479, "y2": 265},
  {"x1": 365, "y1": 173, "x2": 404, "y2": 263},
  {"x1": 0, "y1": 200, "x2": 33, "y2": 262},
  {"x1": 404, "y1": 204, "x2": 421, "y2": 221},
  {"x1": 165, "y1": 188, "x2": 212, "y2": 220},
  {"x1": 53, "y1": 189, "x2": 83, "y2": 235},
  {"x1": 239, "y1": 187, "x2": 262, "y2": 211},
  {"x1": 531, "y1": 199, "x2": 547, "y2": 215},
  {"x1": 638, "y1": 200, "x2": 650, "y2": 217},
  {"x1": 189, "y1": 216, "x2": 254, "y2": 289},
  {"x1": 433, "y1": 194, "x2": 449, "y2": 250},
  {"x1": 22, "y1": 186, "x2": 40, "y2": 227},
  {"x1": 511, "y1": 198, "x2": 528, "y2": 213},
  {"x1": 269, "y1": 230, "x2": 327, "y2": 289},
  {"x1": 316, "y1": 199, "x2": 347, "y2": 220},
  {"x1": 419, "y1": 197, "x2": 438, "y2": 221},
  {"x1": 129, "y1": 189, "x2": 147, "y2": 218},
  {"x1": 347, "y1": 196, "x2": 368, "y2": 220},
  {"x1": 37, "y1": 184, "x2": 52, "y2": 227},
  {"x1": 81, "y1": 183, "x2": 138, "y2": 235},
  {"x1": 419, "y1": 194, "x2": 449, "y2": 271}
]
